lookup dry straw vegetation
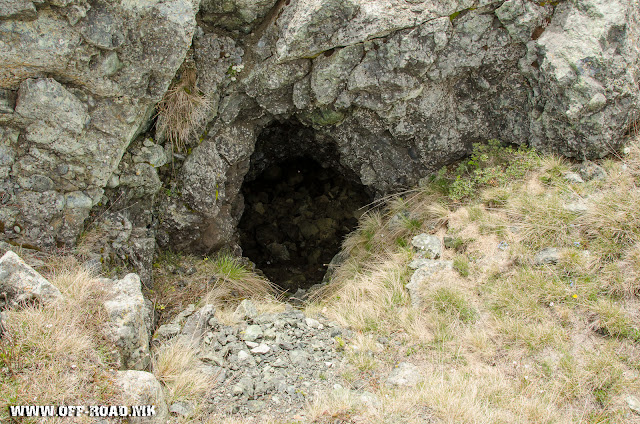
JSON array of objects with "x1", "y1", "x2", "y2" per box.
[
  {"x1": 0, "y1": 256, "x2": 123, "y2": 424},
  {"x1": 304, "y1": 138, "x2": 640, "y2": 423},
  {"x1": 156, "y1": 65, "x2": 211, "y2": 153}
]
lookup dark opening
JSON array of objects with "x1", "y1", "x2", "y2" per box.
[{"x1": 238, "y1": 155, "x2": 371, "y2": 293}]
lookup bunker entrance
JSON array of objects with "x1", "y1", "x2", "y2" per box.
[{"x1": 238, "y1": 154, "x2": 371, "y2": 293}]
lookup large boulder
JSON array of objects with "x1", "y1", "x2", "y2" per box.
[
  {"x1": 0, "y1": 250, "x2": 63, "y2": 307},
  {"x1": 103, "y1": 274, "x2": 153, "y2": 371}
]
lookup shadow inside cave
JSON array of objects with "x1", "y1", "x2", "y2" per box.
[{"x1": 238, "y1": 156, "x2": 371, "y2": 293}]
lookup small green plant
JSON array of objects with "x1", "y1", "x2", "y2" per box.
[
  {"x1": 430, "y1": 140, "x2": 539, "y2": 202},
  {"x1": 452, "y1": 255, "x2": 471, "y2": 277},
  {"x1": 431, "y1": 287, "x2": 477, "y2": 324},
  {"x1": 334, "y1": 336, "x2": 346, "y2": 351}
]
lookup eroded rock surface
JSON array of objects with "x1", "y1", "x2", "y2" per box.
[
  {"x1": 0, "y1": 0, "x2": 197, "y2": 249},
  {"x1": 103, "y1": 273, "x2": 153, "y2": 371},
  {"x1": 159, "y1": 0, "x2": 640, "y2": 255},
  {"x1": 0, "y1": 0, "x2": 638, "y2": 266},
  {"x1": 0, "y1": 250, "x2": 63, "y2": 307}
]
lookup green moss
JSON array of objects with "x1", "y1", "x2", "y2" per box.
[{"x1": 300, "y1": 108, "x2": 345, "y2": 127}]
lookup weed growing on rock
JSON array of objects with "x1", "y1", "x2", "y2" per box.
[{"x1": 156, "y1": 66, "x2": 211, "y2": 153}]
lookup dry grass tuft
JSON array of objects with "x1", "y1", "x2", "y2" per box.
[
  {"x1": 152, "y1": 338, "x2": 216, "y2": 405},
  {"x1": 200, "y1": 253, "x2": 279, "y2": 307},
  {"x1": 156, "y1": 66, "x2": 211, "y2": 153}
]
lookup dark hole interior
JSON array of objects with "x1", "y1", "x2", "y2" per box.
[{"x1": 238, "y1": 157, "x2": 371, "y2": 293}]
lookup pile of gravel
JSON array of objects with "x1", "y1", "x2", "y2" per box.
[{"x1": 154, "y1": 302, "x2": 351, "y2": 420}]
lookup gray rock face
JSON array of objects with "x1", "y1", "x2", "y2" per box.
[
  {"x1": 115, "y1": 370, "x2": 169, "y2": 424},
  {"x1": 1, "y1": 0, "x2": 638, "y2": 258},
  {"x1": 156, "y1": 0, "x2": 640, "y2": 253},
  {"x1": 0, "y1": 0, "x2": 197, "y2": 249},
  {"x1": 0, "y1": 250, "x2": 63, "y2": 307},
  {"x1": 103, "y1": 274, "x2": 153, "y2": 371}
]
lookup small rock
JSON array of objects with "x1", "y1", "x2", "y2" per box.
[
  {"x1": 242, "y1": 325, "x2": 263, "y2": 342},
  {"x1": 406, "y1": 260, "x2": 453, "y2": 307},
  {"x1": 115, "y1": 370, "x2": 168, "y2": 423},
  {"x1": 411, "y1": 234, "x2": 442, "y2": 259},
  {"x1": 563, "y1": 201, "x2": 589, "y2": 214},
  {"x1": 263, "y1": 328, "x2": 277, "y2": 340},
  {"x1": 200, "y1": 351, "x2": 225, "y2": 367},
  {"x1": 627, "y1": 395, "x2": 640, "y2": 414},
  {"x1": 289, "y1": 350, "x2": 310, "y2": 366},
  {"x1": 246, "y1": 341, "x2": 259, "y2": 348},
  {"x1": 386, "y1": 362, "x2": 421, "y2": 387},
  {"x1": 169, "y1": 401, "x2": 193, "y2": 417},
  {"x1": 273, "y1": 357, "x2": 287, "y2": 367},
  {"x1": 234, "y1": 299, "x2": 258, "y2": 320},
  {"x1": 237, "y1": 350, "x2": 252, "y2": 362},
  {"x1": 577, "y1": 161, "x2": 606, "y2": 182},
  {"x1": 305, "y1": 317, "x2": 320, "y2": 328},
  {"x1": 171, "y1": 304, "x2": 195, "y2": 326},
  {"x1": 251, "y1": 343, "x2": 271, "y2": 354},
  {"x1": 360, "y1": 391, "x2": 381, "y2": 408},
  {"x1": 0, "y1": 251, "x2": 63, "y2": 307},
  {"x1": 181, "y1": 304, "x2": 216, "y2": 341},
  {"x1": 562, "y1": 172, "x2": 584, "y2": 184},
  {"x1": 534, "y1": 247, "x2": 559, "y2": 265},
  {"x1": 247, "y1": 400, "x2": 265, "y2": 413},
  {"x1": 279, "y1": 341, "x2": 294, "y2": 350},
  {"x1": 267, "y1": 242, "x2": 290, "y2": 261},
  {"x1": 153, "y1": 323, "x2": 181, "y2": 340}
]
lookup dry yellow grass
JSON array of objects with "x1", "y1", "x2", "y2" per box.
[
  {"x1": 0, "y1": 256, "x2": 123, "y2": 423},
  {"x1": 152, "y1": 338, "x2": 216, "y2": 405},
  {"x1": 304, "y1": 137, "x2": 640, "y2": 424},
  {"x1": 156, "y1": 66, "x2": 212, "y2": 153}
]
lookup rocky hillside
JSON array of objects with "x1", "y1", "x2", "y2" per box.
[
  {"x1": 1, "y1": 0, "x2": 640, "y2": 422},
  {"x1": 1, "y1": 0, "x2": 639, "y2": 287},
  {"x1": 2, "y1": 138, "x2": 640, "y2": 423}
]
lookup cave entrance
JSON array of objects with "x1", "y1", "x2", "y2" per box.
[{"x1": 238, "y1": 127, "x2": 372, "y2": 293}]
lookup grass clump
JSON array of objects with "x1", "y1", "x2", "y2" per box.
[
  {"x1": 152, "y1": 338, "x2": 216, "y2": 405},
  {"x1": 201, "y1": 252, "x2": 278, "y2": 306},
  {"x1": 156, "y1": 66, "x2": 211, "y2": 153},
  {"x1": 452, "y1": 254, "x2": 471, "y2": 277}
]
